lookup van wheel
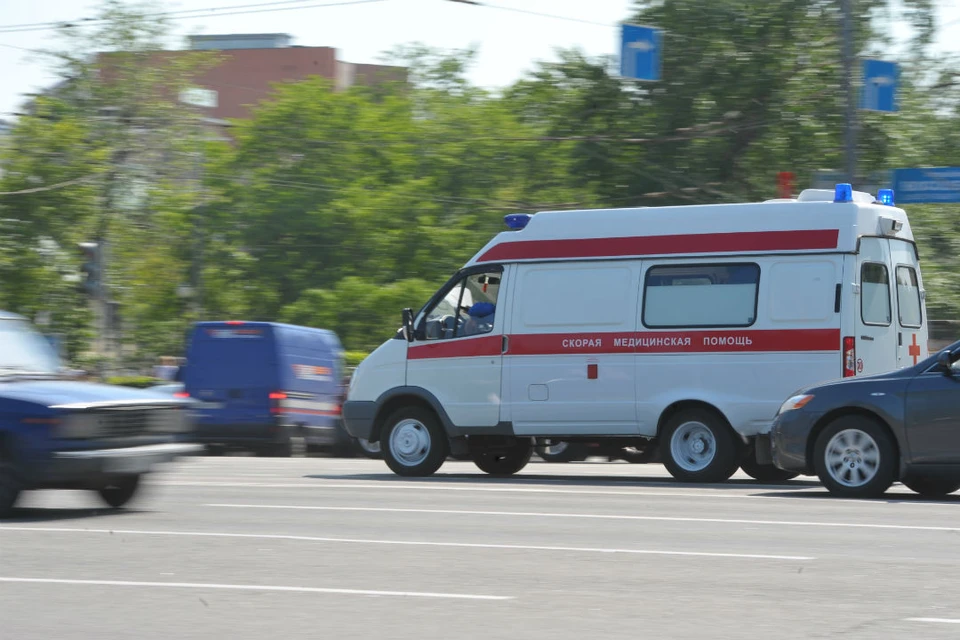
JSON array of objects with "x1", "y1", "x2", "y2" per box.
[
  {"x1": 814, "y1": 416, "x2": 897, "y2": 499},
  {"x1": 901, "y1": 475, "x2": 960, "y2": 498},
  {"x1": 381, "y1": 407, "x2": 448, "y2": 477},
  {"x1": 740, "y1": 456, "x2": 799, "y2": 483},
  {"x1": 0, "y1": 462, "x2": 22, "y2": 519},
  {"x1": 472, "y1": 439, "x2": 533, "y2": 476},
  {"x1": 661, "y1": 409, "x2": 740, "y2": 483},
  {"x1": 98, "y1": 474, "x2": 142, "y2": 509}
]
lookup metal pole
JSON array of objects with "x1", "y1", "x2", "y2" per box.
[
  {"x1": 192, "y1": 116, "x2": 205, "y2": 318},
  {"x1": 841, "y1": 0, "x2": 856, "y2": 186}
]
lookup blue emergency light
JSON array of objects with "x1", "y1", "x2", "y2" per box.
[
  {"x1": 833, "y1": 183, "x2": 853, "y2": 203},
  {"x1": 876, "y1": 188, "x2": 895, "y2": 206},
  {"x1": 504, "y1": 214, "x2": 531, "y2": 230}
]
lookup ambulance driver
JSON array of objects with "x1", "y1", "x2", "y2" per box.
[{"x1": 462, "y1": 302, "x2": 495, "y2": 336}]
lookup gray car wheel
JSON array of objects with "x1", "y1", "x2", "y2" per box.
[{"x1": 814, "y1": 416, "x2": 897, "y2": 498}]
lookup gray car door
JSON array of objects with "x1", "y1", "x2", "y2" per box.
[{"x1": 904, "y1": 367, "x2": 960, "y2": 464}]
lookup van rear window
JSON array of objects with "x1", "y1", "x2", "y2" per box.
[
  {"x1": 895, "y1": 266, "x2": 922, "y2": 328},
  {"x1": 643, "y1": 263, "x2": 759, "y2": 328},
  {"x1": 188, "y1": 332, "x2": 274, "y2": 388},
  {"x1": 861, "y1": 263, "x2": 892, "y2": 326}
]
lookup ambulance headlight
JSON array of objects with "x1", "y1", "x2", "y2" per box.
[{"x1": 778, "y1": 394, "x2": 815, "y2": 415}]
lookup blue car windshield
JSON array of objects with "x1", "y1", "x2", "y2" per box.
[{"x1": 0, "y1": 318, "x2": 61, "y2": 374}]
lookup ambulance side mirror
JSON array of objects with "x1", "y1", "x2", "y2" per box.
[
  {"x1": 937, "y1": 351, "x2": 953, "y2": 375},
  {"x1": 402, "y1": 308, "x2": 415, "y2": 343}
]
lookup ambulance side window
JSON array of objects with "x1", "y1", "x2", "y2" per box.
[
  {"x1": 895, "y1": 266, "x2": 922, "y2": 328},
  {"x1": 861, "y1": 263, "x2": 892, "y2": 326},
  {"x1": 419, "y1": 269, "x2": 502, "y2": 340},
  {"x1": 642, "y1": 263, "x2": 759, "y2": 328}
]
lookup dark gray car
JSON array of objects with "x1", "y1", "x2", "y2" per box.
[{"x1": 770, "y1": 339, "x2": 960, "y2": 498}]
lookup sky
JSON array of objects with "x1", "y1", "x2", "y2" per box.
[{"x1": 0, "y1": 0, "x2": 958, "y2": 120}]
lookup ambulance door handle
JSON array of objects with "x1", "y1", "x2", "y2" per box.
[
  {"x1": 898, "y1": 333, "x2": 903, "y2": 346},
  {"x1": 502, "y1": 335, "x2": 510, "y2": 354},
  {"x1": 860, "y1": 335, "x2": 874, "y2": 341}
]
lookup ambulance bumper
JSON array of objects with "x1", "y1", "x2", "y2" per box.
[{"x1": 342, "y1": 401, "x2": 377, "y2": 441}]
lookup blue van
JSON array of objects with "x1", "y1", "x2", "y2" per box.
[{"x1": 183, "y1": 321, "x2": 346, "y2": 456}]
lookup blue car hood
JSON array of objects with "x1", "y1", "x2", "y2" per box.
[{"x1": 0, "y1": 379, "x2": 173, "y2": 408}]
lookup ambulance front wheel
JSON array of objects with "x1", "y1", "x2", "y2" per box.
[
  {"x1": 381, "y1": 407, "x2": 449, "y2": 477},
  {"x1": 661, "y1": 409, "x2": 741, "y2": 483}
]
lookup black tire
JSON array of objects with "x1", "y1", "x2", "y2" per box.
[
  {"x1": 381, "y1": 407, "x2": 448, "y2": 477},
  {"x1": 535, "y1": 440, "x2": 589, "y2": 463},
  {"x1": 0, "y1": 462, "x2": 22, "y2": 519},
  {"x1": 204, "y1": 444, "x2": 225, "y2": 456},
  {"x1": 740, "y1": 455, "x2": 800, "y2": 483},
  {"x1": 813, "y1": 415, "x2": 897, "y2": 499},
  {"x1": 902, "y1": 475, "x2": 960, "y2": 498},
  {"x1": 472, "y1": 440, "x2": 533, "y2": 476},
  {"x1": 354, "y1": 438, "x2": 383, "y2": 459},
  {"x1": 98, "y1": 474, "x2": 142, "y2": 509},
  {"x1": 661, "y1": 408, "x2": 741, "y2": 483}
]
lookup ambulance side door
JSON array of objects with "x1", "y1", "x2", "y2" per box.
[
  {"x1": 502, "y1": 260, "x2": 640, "y2": 436},
  {"x1": 855, "y1": 237, "x2": 898, "y2": 375},
  {"x1": 889, "y1": 240, "x2": 928, "y2": 369},
  {"x1": 407, "y1": 265, "x2": 506, "y2": 428}
]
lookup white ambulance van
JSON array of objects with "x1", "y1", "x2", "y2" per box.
[{"x1": 342, "y1": 184, "x2": 928, "y2": 482}]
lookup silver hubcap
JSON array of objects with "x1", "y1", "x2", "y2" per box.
[
  {"x1": 670, "y1": 421, "x2": 717, "y2": 472},
  {"x1": 389, "y1": 419, "x2": 431, "y2": 467},
  {"x1": 825, "y1": 429, "x2": 880, "y2": 487}
]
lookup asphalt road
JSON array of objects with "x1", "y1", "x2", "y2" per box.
[{"x1": 3, "y1": 456, "x2": 960, "y2": 640}]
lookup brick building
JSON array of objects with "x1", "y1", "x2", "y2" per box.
[{"x1": 180, "y1": 33, "x2": 406, "y2": 121}]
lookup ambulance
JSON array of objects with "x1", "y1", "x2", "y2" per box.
[{"x1": 342, "y1": 184, "x2": 928, "y2": 483}]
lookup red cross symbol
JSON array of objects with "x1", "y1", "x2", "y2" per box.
[{"x1": 909, "y1": 333, "x2": 921, "y2": 365}]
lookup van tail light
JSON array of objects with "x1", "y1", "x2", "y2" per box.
[
  {"x1": 843, "y1": 336, "x2": 856, "y2": 377},
  {"x1": 173, "y1": 391, "x2": 189, "y2": 399},
  {"x1": 269, "y1": 391, "x2": 287, "y2": 414}
]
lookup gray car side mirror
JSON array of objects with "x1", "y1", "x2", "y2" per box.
[{"x1": 937, "y1": 350, "x2": 953, "y2": 374}]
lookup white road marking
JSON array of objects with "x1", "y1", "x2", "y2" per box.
[
  {"x1": 905, "y1": 618, "x2": 960, "y2": 624},
  {"x1": 0, "y1": 577, "x2": 510, "y2": 601},
  {"x1": 0, "y1": 526, "x2": 813, "y2": 561},
  {"x1": 159, "y1": 480, "x2": 806, "y2": 500},
  {"x1": 204, "y1": 503, "x2": 960, "y2": 533},
  {"x1": 157, "y1": 479, "x2": 923, "y2": 503}
]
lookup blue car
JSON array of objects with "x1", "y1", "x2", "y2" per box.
[
  {"x1": 183, "y1": 321, "x2": 347, "y2": 456},
  {"x1": 0, "y1": 311, "x2": 199, "y2": 517}
]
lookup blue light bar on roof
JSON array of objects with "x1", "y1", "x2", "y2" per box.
[
  {"x1": 504, "y1": 214, "x2": 531, "y2": 230},
  {"x1": 876, "y1": 188, "x2": 895, "y2": 206},
  {"x1": 834, "y1": 183, "x2": 853, "y2": 203}
]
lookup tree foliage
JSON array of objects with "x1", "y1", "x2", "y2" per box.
[{"x1": 1, "y1": 0, "x2": 957, "y2": 363}]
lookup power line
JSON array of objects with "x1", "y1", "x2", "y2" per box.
[
  {"x1": 0, "y1": 174, "x2": 100, "y2": 196},
  {"x1": 444, "y1": 0, "x2": 612, "y2": 28},
  {"x1": 0, "y1": 0, "x2": 388, "y2": 35}
]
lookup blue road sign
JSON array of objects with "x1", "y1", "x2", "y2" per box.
[
  {"x1": 893, "y1": 167, "x2": 960, "y2": 204},
  {"x1": 619, "y1": 24, "x2": 662, "y2": 82},
  {"x1": 860, "y1": 59, "x2": 899, "y2": 113}
]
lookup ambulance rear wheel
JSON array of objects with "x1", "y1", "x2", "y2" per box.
[
  {"x1": 472, "y1": 439, "x2": 533, "y2": 476},
  {"x1": 381, "y1": 407, "x2": 448, "y2": 477},
  {"x1": 662, "y1": 409, "x2": 741, "y2": 483},
  {"x1": 739, "y1": 456, "x2": 799, "y2": 483}
]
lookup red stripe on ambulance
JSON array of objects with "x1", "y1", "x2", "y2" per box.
[
  {"x1": 408, "y1": 335, "x2": 502, "y2": 360},
  {"x1": 476, "y1": 229, "x2": 840, "y2": 262},
  {"x1": 508, "y1": 329, "x2": 840, "y2": 355},
  {"x1": 407, "y1": 329, "x2": 840, "y2": 360}
]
